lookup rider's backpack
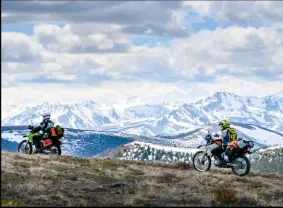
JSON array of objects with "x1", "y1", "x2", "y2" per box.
[
  {"x1": 50, "y1": 127, "x2": 57, "y2": 137},
  {"x1": 227, "y1": 127, "x2": 238, "y2": 142},
  {"x1": 55, "y1": 125, "x2": 64, "y2": 138}
]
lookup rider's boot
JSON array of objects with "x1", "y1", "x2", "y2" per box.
[
  {"x1": 215, "y1": 156, "x2": 225, "y2": 166},
  {"x1": 226, "y1": 158, "x2": 233, "y2": 166},
  {"x1": 223, "y1": 155, "x2": 233, "y2": 166},
  {"x1": 219, "y1": 154, "x2": 228, "y2": 166},
  {"x1": 34, "y1": 140, "x2": 42, "y2": 153}
]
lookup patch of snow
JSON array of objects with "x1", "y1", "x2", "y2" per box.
[
  {"x1": 1, "y1": 132, "x2": 26, "y2": 143},
  {"x1": 125, "y1": 141, "x2": 200, "y2": 154},
  {"x1": 235, "y1": 125, "x2": 283, "y2": 146}
]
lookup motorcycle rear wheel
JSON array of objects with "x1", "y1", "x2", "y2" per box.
[
  {"x1": 52, "y1": 145, "x2": 61, "y2": 155},
  {"x1": 231, "y1": 155, "x2": 250, "y2": 177},
  {"x1": 43, "y1": 145, "x2": 61, "y2": 155}
]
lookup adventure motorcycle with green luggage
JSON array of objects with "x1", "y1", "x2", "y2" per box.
[{"x1": 18, "y1": 124, "x2": 64, "y2": 155}]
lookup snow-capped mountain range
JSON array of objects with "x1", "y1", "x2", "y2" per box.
[{"x1": 2, "y1": 92, "x2": 283, "y2": 137}]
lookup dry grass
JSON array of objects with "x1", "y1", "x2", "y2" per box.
[{"x1": 1, "y1": 151, "x2": 283, "y2": 207}]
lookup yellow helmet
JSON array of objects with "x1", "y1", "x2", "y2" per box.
[{"x1": 219, "y1": 120, "x2": 230, "y2": 130}]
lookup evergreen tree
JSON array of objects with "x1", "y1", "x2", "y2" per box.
[{"x1": 147, "y1": 145, "x2": 151, "y2": 155}]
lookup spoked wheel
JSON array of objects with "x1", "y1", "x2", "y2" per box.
[
  {"x1": 231, "y1": 156, "x2": 250, "y2": 177},
  {"x1": 193, "y1": 151, "x2": 211, "y2": 172},
  {"x1": 47, "y1": 145, "x2": 61, "y2": 155},
  {"x1": 18, "y1": 140, "x2": 32, "y2": 155}
]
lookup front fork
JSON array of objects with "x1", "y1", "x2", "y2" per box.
[
  {"x1": 23, "y1": 142, "x2": 28, "y2": 150},
  {"x1": 22, "y1": 140, "x2": 31, "y2": 152},
  {"x1": 23, "y1": 134, "x2": 34, "y2": 150},
  {"x1": 201, "y1": 150, "x2": 207, "y2": 165}
]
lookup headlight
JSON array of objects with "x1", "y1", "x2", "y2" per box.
[{"x1": 205, "y1": 135, "x2": 211, "y2": 140}]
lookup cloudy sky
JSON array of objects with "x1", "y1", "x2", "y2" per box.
[{"x1": 2, "y1": 1, "x2": 283, "y2": 105}]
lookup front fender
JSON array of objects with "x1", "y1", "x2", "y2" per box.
[{"x1": 28, "y1": 132, "x2": 39, "y2": 144}]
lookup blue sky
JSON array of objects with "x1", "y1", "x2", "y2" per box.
[
  {"x1": 2, "y1": 23, "x2": 66, "y2": 35},
  {"x1": 2, "y1": 1, "x2": 283, "y2": 104},
  {"x1": 2, "y1": 24, "x2": 35, "y2": 35},
  {"x1": 1, "y1": 9, "x2": 239, "y2": 48},
  {"x1": 1, "y1": 14, "x2": 233, "y2": 46}
]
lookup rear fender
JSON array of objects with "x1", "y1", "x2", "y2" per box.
[
  {"x1": 232, "y1": 149, "x2": 246, "y2": 159},
  {"x1": 50, "y1": 138, "x2": 62, "y2": 146}
]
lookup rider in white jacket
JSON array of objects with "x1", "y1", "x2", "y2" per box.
[{"x1": 33, "y1": 112, "x2": 54, "y2": 153}]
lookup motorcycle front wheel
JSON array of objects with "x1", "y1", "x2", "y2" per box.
[
  {"x1": 18, "y1": 140, "x2": 32, "y2": 155},
  {"x1": 193, "y1": 151, "x2": 211, "y2": 172}
]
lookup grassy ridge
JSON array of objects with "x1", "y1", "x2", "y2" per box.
[
  {"x1": 1, "y1": 151, "x2": 283, "y2": 207},
  {"x1": 108, "y1": 143, "x2": 283, "y2": 174}
]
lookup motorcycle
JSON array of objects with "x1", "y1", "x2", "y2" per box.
[
  {"x1": 192, "y1": 131, "x2": 254, "y2": 176},
  {"x1": 18, "y1": 125, "x2": 63, "y2": 155}
]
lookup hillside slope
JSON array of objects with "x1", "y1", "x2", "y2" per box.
[
  {"x1": 1, "y1": 126, "x2": 135, "y2": 157},
  {"x1": 1, "y1": 151, "x2": 283, "y2": 207},
  {"x1": 156, "y1": 123, "x2": 283, "y2": 149},
  {"x1": 2, "y1": 122, "x2": 283, "y2": 154}
]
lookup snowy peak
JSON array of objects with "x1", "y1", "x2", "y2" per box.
[
  {"x1": 268, "y1": 91, "x2": 283, "y2": 100},
  {"x1": 206, "y1": 91, "x2": 283, "y2": 112},
  {"x1": 2, "y1": 102, "x2": 114, "y2": 129},
  {"x1": 169, "y1": 103, "x2": 209, "y2": 125},
  {"x1": 80, "y1": 100, "x2": 97, "y2": 107},
  {"x1": 125, "y1": 96, "x2": 145, "y2": 106},
  {"x1": 199, "y1": 92, "x2": 248, "y2": 111},
  {"x1": 214, "y1": 92, "x2": 237, "y2": 100},
  {"x1": 125, "y1": 104, "x2": 170, "y2": 119},
  {"x1": 2, "y1": 92, "x2": 283, "y2": 135},
  {"x1": 262, "y1": 97, "x2": 281, "y2": 111}
]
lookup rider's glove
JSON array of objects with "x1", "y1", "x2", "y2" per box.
[{"x1": 222, "y1": 145, "x2": 227, "y2": 150}]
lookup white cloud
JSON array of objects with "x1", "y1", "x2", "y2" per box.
[
  {"x1": 272, "y1": 47, "x2": 283, "y2": 65},
  {"x1": 2, "y1": 1, "x2": 283, "y2": 105},
  {"x1": 2, "y1": 32, "x2": 53, "y2": 63},
  {"x1": 3, "y1": 75, "x2": 283, "y2": 105},
  {"x1": 1, "y1": 59, "x2": 78, "y2": 85},
  {"x1": 3, "y1": 1, "x2": 190, "y2": 37},
  {"x1": 1, "y1": 81, "x2": 190, "y2": 105},
  {"x1": 196, "y1": 76, "x2": 283, "y2": 98},
  {"x1": 34, "y1": 24, "x2": 131, "y2": 53},
  {"x1": 1, "y1": 62, "x2": 46, "y2": 86},
  {"x1": 168, "y1": 25, "x2": 283, "y2": 77},
  {"x1": 89, "y1": 34, "x2": 107, "y2": 42},
  {"x1": 2, "y1": 23, "x2": 283, "y2": 88},
  {"x1": 183, "y1": 1, "x2": 283, "y2": 25}
]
